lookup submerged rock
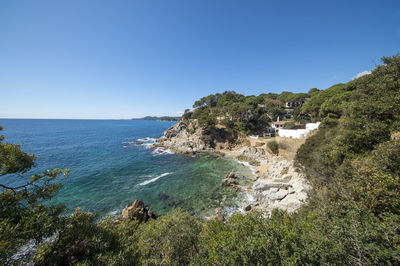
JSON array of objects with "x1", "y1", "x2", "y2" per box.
[
  {"x1": 221, "y1": 171, "x2": 240, "y2": 186},
  {"x1": 158, "y1": 192, "x2": 183, "y2": 207},
  {"x1": 225, "y1": 171, "x2": 237, "y2": 179},
  {"x1": 114, "y1": 199, "x2": 156, "y2": 224},
  {"x1": 221, "y1": 177, "x2": 238, "y2": 187},
  {"x1": 158, "y1": 192, "x2": 169, "y2": 200},
  {"x1": 166, "y1": 197, "x2": 183, "y2": 207}
]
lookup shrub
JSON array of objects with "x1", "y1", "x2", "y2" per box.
[
  {"x1": 267, "y1": 140, "x2": 279, "y2": 155},
  {"x1": 136, "y1": 209, "x2": 201, "y2": 265},
  {"x1": 284, "y1": 121, "x2": 296, "y2": 129},
  {"x1": 35, "y1": 211, "x2": 119, "y2": 265}
]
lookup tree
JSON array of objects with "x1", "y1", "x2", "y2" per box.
[{"x1": 0, "y1": 126, "x2": 69, "y2": 263}]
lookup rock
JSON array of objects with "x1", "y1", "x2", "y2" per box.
[
  {"x1": 221, "y1": 177, "x2": 237, "y2": 186},
  {"x1": 253, "y1": 180, "x2": 292, "y2": 191},
  {"x1": 225, "y1": 171, "x2": 237, "y2": 179},
  {"x1": 273, "y1": 174, "x2": 292, "y2": 182},
  {"x1": 215, "y1": 213, "x2": 224, "y2": 221},
  {"x1": 114, "y1": 199, "x2": 156, "y2": 224},
  {"x1": 136, "y1": 142, "x2": 144, "y2": 146},
  {"x1": 166, "y1": 197, "x2": 183, "y2": 207},
  {"x1": 205, "y1": 208, "x2": 225, "y2": 221},
  {"x1": 205, "y1": 213, "x2": 224, "y2": 221},
  {"x1": 277, "y1": 194, "x2": 302, "y2": 213},
  {"x1": 221, "y1": 171, "x2": 240, "y2": 186},
  {"x1": 267, "y1": 189, "x2": 288, "y2": 201},
  {"x1": 158, "y1": 192, "x2": 169, "y2": 200},
  {"x1": 244, "y1": 205, "x2": 252, "y2": 211},
  {"x1": 158, "y1": 193, "x2": 183, "y2": 207}
]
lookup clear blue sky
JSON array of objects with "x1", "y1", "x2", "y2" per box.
[{"x1": 0, "y1": 0, "x2": 399, "y2": 119}]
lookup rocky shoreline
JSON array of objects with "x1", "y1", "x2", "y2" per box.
[{"x1": 152, "y1": 120, "x2": 311, "y2": 218}]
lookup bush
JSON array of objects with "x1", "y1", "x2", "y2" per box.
[
  {"x1": 267, "y1": 140, "x2": 279, "y2": 155},
  {"x1": 197, "y1": 211, "x2": 300, "y2": 265},
  {"x1": 283, "y1": 121, "x2": 296, "y2": 129},
  {"x1": 136, "y1": 209, "x2": 202, "y2": 265},
  {"x1": 35, "y1": 211, "x2": 119, "y2": 265}
]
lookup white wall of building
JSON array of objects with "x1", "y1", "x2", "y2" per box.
[
  {"x1": 278, "y1": 122, "x2": 320, "y2": 139},
  {"x1": 306, "y1": 122, "x2": 320, "y2": 131}
]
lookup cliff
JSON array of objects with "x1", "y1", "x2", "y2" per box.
[{"x1": 154, "y1": 120, "x2": 209, "y2": 155}]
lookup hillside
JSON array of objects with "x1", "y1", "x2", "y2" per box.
[{"x1": 131, "y1": 116, "x2": 181, "y2": 121}]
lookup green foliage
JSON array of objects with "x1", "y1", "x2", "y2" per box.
[
  {"x1": 0, "y1": 127, "x2": 69, "y2": 263},
  {"x1": 293, "y1": 54, "x2": 400, "y2": 264},
  {"x1": 0, "y1": 128, "x2": 36, "y2": 175},
  {"x1": 298, "y1": 54, "x2": 400, "y2": 178},
  {"x1": 136, "y1": 209, "x2": 201, "y2": 265},
  {"x1": 35, "y1": 211, "x2": 119, "y2": 265},
  {"x1": 197, "y1": 210, "x2": 300, "y2": 265},
  {"x1": 308, "y1": 87, "x2": 319, "y2": 94},
  {"x1": 181, "y1": 108, "x2": 192, "y2": 120},
  {"x1": 283, "y1": 121, "x2": 296, "y2": 129},
  {"x1": 301, "y1": 83, "x2": 349, "y2": 120},
  {"x1": 186, "y1": 90, "x2": 309, "y2": 145},
  {"x1": 267, "y1": 140, "x2": 279, "y2": 154}
]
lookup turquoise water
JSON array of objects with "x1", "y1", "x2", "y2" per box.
[{"x1": 0, "y1": 119, "x2": 251, "y2": 217}]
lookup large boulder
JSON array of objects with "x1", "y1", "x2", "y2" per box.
[
  {"x1": 266, "y1": 189, "x2": 288, "y2": 201},
  {"x1": 114, "y1": 199, "x2": 156, "y2": 224}
]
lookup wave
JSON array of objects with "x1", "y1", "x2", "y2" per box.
[
  {"x1": 122, "y1": 137, "x2": 157, "y2": 148},
  {"x1": 152, "y1": 147, "x2": 173, "y2": 155},
  {"x1": 137, "y1": 137, "x2": 157, "y2": 148},
  {"x1": 122, "y1": 140, "x2": 135, "y2": 144},
  {"x1": 106, "y1": 210, "x2": 119, "y2": 217},
  {"x1": 138, "y1": 172, "x2": 171, "y2": 186},
  {"x1": 137, "y1": 137, "x2": 156, "y2": 142}
]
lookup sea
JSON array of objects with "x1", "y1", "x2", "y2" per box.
[{"x1": 0, "y1": 119, "x2": 252, "y2": 218}]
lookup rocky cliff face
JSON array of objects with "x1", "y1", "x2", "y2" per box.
[{"x1": 154, "y1": 120, "x2": 209, "y2": 155}]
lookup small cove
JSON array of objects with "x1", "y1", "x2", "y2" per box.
[{"x1": 0, "y1": 119, "x2": 252, "y2": 218}]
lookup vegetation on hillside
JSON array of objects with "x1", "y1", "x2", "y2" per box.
[
  {"x1": 267, "y1": 140, "x2": 279, "y2": 155},
  {"x1": 182, "y1": 90, "x2": 310, "y2": 146},
  {"x1": 1, "y1": 54, "x2": 400, "y2": 265}
]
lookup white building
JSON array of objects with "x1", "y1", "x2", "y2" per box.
[{"x1": 278, "y1": 122, "x2": 320, "y2": 139}]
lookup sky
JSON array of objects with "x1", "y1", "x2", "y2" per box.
[{"x1": 0, "y1": 0, "x2": 399, "y2": 119}]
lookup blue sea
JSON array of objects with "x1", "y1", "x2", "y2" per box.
[{"x1": 0, "y1": 119, "x2": 251, "y2": 218}]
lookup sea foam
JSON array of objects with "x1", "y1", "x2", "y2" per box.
[
  {"x1": 152, "y1": 147, "x2": 173, "y2": 155},
  {"x1": 138, "y1": 172, "x2": 171, "y2": 186},
  {"x1": 137, "y1": 137, "x2": 156, "y2": 142}
]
